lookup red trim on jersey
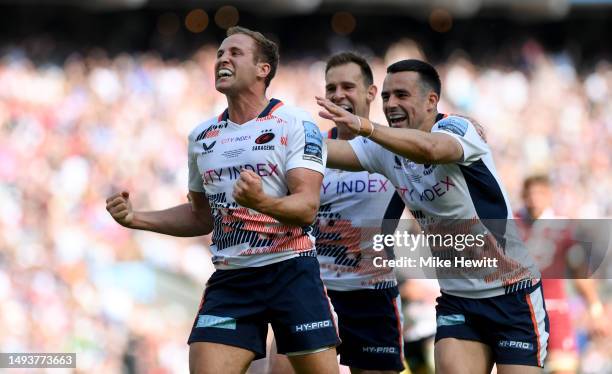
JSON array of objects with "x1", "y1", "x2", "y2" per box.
[{"x1": 269, "y1": 101, "x2": 284, "y2": 114}]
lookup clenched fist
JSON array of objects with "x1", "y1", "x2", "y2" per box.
[
  {"x1": 233, "y1": 169, "x2": 266, "y2": 210},
  {"x1": 106, "y1": 191, "x2": 134, "y2": 227}
]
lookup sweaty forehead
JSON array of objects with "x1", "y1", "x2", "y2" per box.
[
  {"x1": 218, "y1": 34, "x2": 256, "y2": 53},
  {"x1": 382, "y1": 71, "x2": 421, "y2": 92}
]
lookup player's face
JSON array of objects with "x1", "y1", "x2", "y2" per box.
[
  {"x1": 325, "y1": 62, "x2": 374, "y2": 118},
  {"x1": 523, "y1": 183, "x2": 552, "y2": 219},
  {"x1": 382, "y1": 71, "x2": 432, "y2": 129},
  {"x1": 215, "y1": 34, "x2": 260, "y2": 94}
]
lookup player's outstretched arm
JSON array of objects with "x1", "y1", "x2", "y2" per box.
[
  {"x1": 233, "y1": 168, "x2": 322, "y2": 226},
  {"x1": 105, "y1": 190, "x2": 213, "y2": 236},
  {"x1": 317, "y1": 96, "x2": 463, "y2": 164},
  {"x1": 325, "y1": 138, "x2": 364, "y2": 171},
  {"x1": 362, "y1": 125, "x2": 462, "y2": 164}
]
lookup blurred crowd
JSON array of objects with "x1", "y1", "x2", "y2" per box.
[{"x1": 0, "y1": 36, "x2": 611, "y2": 373}]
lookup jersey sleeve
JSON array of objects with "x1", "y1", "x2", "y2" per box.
[
  {"x1": 286, "y1": 111, "x2": 327, "y2": 175},
  {"x1": 348, "y1": 136, "x2": 387, "y2": 174},
  {"x1": 431, "y1": 115, "x2": 488, "y2": 164},
  {"x1": 187, "y1": 130, "x2": 205, "y2": 192}
]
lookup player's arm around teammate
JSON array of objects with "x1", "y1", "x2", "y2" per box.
[
  {"x1": 318, "y1": 61, "x2": 546, "y2": 374},
  {"x1": 317, "y1": 97, "x2": 463, "y2": 166}
]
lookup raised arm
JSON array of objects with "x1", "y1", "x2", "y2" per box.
[
  {"x1": 106, "y1": 190, "x2": 214, "y2": 236},
  {"x1": 317, "y1": 96, "x2": 463, "y2": 164},
  {"x1": 325, "y1": 138, "x2": 364, "y2": 171}
]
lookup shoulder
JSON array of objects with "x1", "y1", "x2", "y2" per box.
[
  {"x1": 433, "y1": 115, "x2": 473, "y2": 137},
  {"x1": 188, "y1": 115, "x2": 227, "y2": 142},
  {"x1": 274, "y1": 103, "x2": 314, "y2": 123}
]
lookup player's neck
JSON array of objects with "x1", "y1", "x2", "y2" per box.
[
  {"x1": 421, "y1": 110, "x2": 439, "y2": 132},
  {"x1": 226, "y1": 90, "x2": 269, "y2": 125}
]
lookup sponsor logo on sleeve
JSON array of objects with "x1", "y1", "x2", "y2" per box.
[
  {"x1": 437, "y1": 117, "x2": 468, "y2": 136},
  {"x1": 302, "y1": 121, "x2": 323, "y2": 164}
]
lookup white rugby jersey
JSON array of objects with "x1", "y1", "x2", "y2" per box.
[
  {"x1": 188, "y1": 99, "x2": 327, "y2": 270},
  {"x1": 349, "y1": 114, "x2": 539, "y2": 298},
  {"x1": 316, "y1": 129, "x2": 405, "y2": 291}
]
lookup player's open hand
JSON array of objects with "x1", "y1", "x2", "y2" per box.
[
  {"x1": 316, "y1": 96, "x2": 361, "y2": 135},
  {"x1": 106, "y1": 191, "x2": 134, "y2": 227},
  {"x1": 233, "y1": 169, "x2": 266, "y2": 210}
]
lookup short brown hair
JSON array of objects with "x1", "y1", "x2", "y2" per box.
[
  {"x1": 227, "y1": 26, "x2": 279, "y2": 88},
  {"x1": 325, "y1": 52, "x2": 374, "y2": 87},
  {"x1": 523, "y1": 175, "x2": 551, "y2": 192}
]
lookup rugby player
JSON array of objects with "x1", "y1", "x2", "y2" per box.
[
  {"x1": 516, "y1": 175, "x2": 608, "y2": 374},
  {"x1": 317, "y1": 59, "x2": 548, "y2": 374},
  {"x1": 273, "y1": 52, "x2": 406, "y2": 374},
  {"x1": 106, "y1": 26, "x2": 340, "y2": 374}
]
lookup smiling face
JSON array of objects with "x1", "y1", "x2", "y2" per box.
[
  {"x1": 325, "y1": 62, "x2": 375, "y2": 118},
  {"x1": 214, "y1": 33, "x2": 261, "y2": 94},
  {"x1": 381, "y1": 71, "x2": 438, "y2": 130}
]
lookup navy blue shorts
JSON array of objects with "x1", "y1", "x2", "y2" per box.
[
  {"x1": 327, "y1": 287, "x2": 405, "y2": 371},
  {"x1": 435, "y1": 282, "x2": 549, "y2": 367},
  {"x1": 188, "y1": 256, "x2": 340, "y2": 359}
]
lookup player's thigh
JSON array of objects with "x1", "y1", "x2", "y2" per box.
[
  {"x1": 270, "y1": 353, "x2": 294, "y2": 374},
  {"x1": 496, "y1": 364, "x2": 542, "y2": 374},
  {"x1": 287, "y1": 346, "x2": 339, "y2": 374},
  {"x1": 327, "y1": 288, "x2": 404, "y2": 373},
  {"x1": 269, "y1": 337, "x2": 295, "y2": 374},
  {"x1": 189, "y1": 342, "x2": 255, "y2": 374},
  {"x1": 434, "y1": 338, "x2": 493, "y2": 374},
  {"x1": 270, "y1": 257, "x2": 340, "y2": 356}
]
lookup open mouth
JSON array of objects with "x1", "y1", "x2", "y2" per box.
[
  {"x1": 388, "y1": 113, "x2": 407, "y2": 126},
  {"x1": 338, "y1": 103, "x2": 354, "y2": 114},
  {"x1": 216, "y1": 68, "x2": 234, "y2": 79}
]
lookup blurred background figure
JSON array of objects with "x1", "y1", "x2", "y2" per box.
[
  {"x1": 0, "y1": 1, "x2": 611, "y2": 373},
  {"x1": 515, "y1": 176, "x2": 610, "y2": 374},
  {"x1": 399, "y1": 278, "x2": 439, "y2": 374}
]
